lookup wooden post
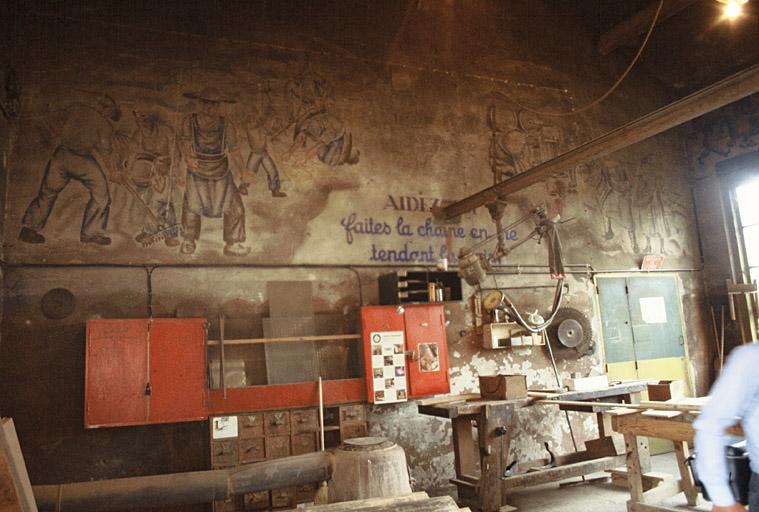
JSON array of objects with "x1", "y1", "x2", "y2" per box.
[
  {"x1": 477, "y1": 404, "x2": 516, "y2": 512},
  {"x1": 624, "y1": 432, "x2": 645, "y2": 504}
]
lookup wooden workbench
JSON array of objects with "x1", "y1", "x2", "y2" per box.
[
  {"x1": 611, "y1": 408, "x2": 743, "y2": 512},
  {"x1": 418, "y1": 381, "x2": 648, "y2": 512}
]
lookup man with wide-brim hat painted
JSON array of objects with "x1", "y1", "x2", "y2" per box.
[{"x1": 179, "y1": 86, "x2": 250, "y2": 257}]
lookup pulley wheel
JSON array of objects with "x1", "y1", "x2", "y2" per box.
[{"x1": 557, "y1": 318, "x2": 584, "y2": 348}]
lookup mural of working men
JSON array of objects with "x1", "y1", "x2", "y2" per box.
[
  {"x1": 284, "y1": 69, "x2": 359, "y2": 166},
  {"x1": 179, "y1": 87, "x2": 250, "y2": 257},
  {"x1": 244, "y1": 89, "x2": 287, "y2": 198},
  {"x1": 19, "y1": 93, "x2": 122, "y2": 245},
  {"x1": 487, "y1": 104, "x2": 528, "y2": 182},
  {"x1": 123, "y1": 109, "x2": 180, "y2": 247},
  {"x1": 598, "y1": 159, "x2": 639, "y2": 253}
]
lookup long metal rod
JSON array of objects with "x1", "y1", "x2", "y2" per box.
[
  {"x1": 33, "y1": 451, "x2": 332, "y2": 512},
  {"x1": 439, "y1": 64, "x2": 759, "y2": 220}
]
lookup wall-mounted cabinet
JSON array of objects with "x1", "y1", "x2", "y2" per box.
[
  {"x1": 84, "y1": 319, "x2": 208, "y2": 428},
  {"x1": 361, "y1": 304, "x2": 450, "y2": 404}
]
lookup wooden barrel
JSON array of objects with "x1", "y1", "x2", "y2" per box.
[{"x1": 329, "y1": 437, "x2": 412, "y2": 503}]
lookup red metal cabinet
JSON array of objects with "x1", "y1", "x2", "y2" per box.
[
  {"x1": 85, "y1": 318, "x2": 208, "y2": 428},
  {"x1": 403, "y1": 304, "x2": 450, "y2": 398},
  {"x1": 361, "y1": 304, "x2": 450, "y2": 403}
]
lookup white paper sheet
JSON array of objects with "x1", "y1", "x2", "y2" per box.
[{"x1": 639, "y1": 296, "x2": 667, "y2": 324}]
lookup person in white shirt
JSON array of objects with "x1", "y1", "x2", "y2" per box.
[{"x1": 694, "y1": 343, "x2": 759, "y2": 511}]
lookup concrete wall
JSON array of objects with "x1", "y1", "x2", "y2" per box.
[{"x1": 0, "y1": 1, "x2": 711, "y2": 502}]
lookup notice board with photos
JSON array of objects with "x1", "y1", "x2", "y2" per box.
[{"x1": 360, "y1": 304, "x2": 450, "y2": 404}]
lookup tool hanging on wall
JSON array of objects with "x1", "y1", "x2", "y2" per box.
[{"x1": 458, "y1": 206, "x2": 568, "y2": 333}]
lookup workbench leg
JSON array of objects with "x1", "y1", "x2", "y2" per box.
[
  {"x1": 674, "y1": 441, "x2": 698, "y2": 506},
  {"x1": 597, "y1": 412, "x2": 614, "y2": 438},
  {"x1": 478, "y1": 404, "x2": 516, "y2": 512},
  {"x1": 452, "y1": 416, "x2": 478, "y2": 480},
  {"x1": 624, "y1": 432, "x2": 645, "y2": 506}
]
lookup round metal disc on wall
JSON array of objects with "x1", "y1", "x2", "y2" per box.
[
  {"x1": 547, "y1": 307, "x2": 594, "y2": 358},
  {"x1": 557, "y1": 318, "x2": 584, "y2": 348},
  {"x1": 40, "y1": 288, "x2": 76, "y2": 320}
]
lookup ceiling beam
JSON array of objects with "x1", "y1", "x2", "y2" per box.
[
  {"x1": 598, "y1": 0, "x2": 698, "y2": 56},
  {"x1": 437, "y1": 63, "x2": 759, "y2": 222}
]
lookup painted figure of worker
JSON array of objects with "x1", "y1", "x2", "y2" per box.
[
  {"x1": 124, "y1": 109, "x2": 180, "y2": 247},
  {"x1": 244, "y1": 91, "x2": 287, "y2": 198},
  {"x1": 19, "y1": 93, "x2": 122, "y2": 245},
  {"x1": 179, "y1": 87, "x2": 250, "y2": 257},
  {"x1": 694, "y1": 343, "x2": 759, "y2": 511}
]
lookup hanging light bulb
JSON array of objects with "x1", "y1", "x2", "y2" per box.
[{"x1": 716, "y1": 0, "x2": 749, "y2": 19}]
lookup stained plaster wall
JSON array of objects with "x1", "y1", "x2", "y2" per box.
[
  {"x1": 0, "y1": 1, "x2": 711, "y2": 500},
  {"x1": 684, "y1": 93, "x2": 759, "y2": 353}
]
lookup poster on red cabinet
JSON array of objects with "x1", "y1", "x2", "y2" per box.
[{"x1": 368, "y1": 330, "x2": 408, "y2": 403}]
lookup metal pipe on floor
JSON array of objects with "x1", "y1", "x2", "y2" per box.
[{"x1": 32, "y1": 451, "x2": 332, "y2": 512}]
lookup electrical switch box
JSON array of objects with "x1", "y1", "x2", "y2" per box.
[
  {"x1": 361, "y1": 304, "x2": 450, "y2": 404},
  {"x1": 85, "y1": 318, "x2": 208, "y2": 428}
]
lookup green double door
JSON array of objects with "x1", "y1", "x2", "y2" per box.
[{"x1": 596, "y1": 276, "x2": 692, "y2": 452}]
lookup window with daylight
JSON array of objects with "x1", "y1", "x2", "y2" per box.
[{"x1": 734, "y1": 178, "x2": 759, "y2": 286}]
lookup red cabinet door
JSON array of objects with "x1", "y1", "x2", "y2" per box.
[
  {"x1": 361, "y1": 306, "x2": 406, "y2": 404},
  {"x1": 85, "y1": 318, "x2": 208, "y2": 428},
  {"x1": 149, "y1": 319, "x2": 208, "y2": 423},
  {"x1": 404, "y1": 304, "x2": 450, "y2": 398},
  {"x1": 85, "y1": 320, "x2": 149, "y2": 428}
]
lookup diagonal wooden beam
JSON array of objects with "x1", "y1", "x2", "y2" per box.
[
  {"x1": 437, "y1": 63, "x2": 759, "y2": 221},
  {"x1": 598, "y1": 0, "x2": 699, "y2": 56}
]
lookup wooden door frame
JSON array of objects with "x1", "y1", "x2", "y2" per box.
[{"x1": 593, "y1": 273, "x2": 695, "y2": 394}]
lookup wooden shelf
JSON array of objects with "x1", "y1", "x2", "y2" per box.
[{"x1": 208, "y1": 334, "x2": 361, "y2": 346}]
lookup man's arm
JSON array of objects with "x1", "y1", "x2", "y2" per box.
[{"x1": 694, "y1": 345, "x2": 757, "y2": 509}]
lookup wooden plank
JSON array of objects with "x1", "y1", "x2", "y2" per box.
[
  {"x1": 585, "y1": 436, "x2": 625, "y2": 458},
  {"x1": 597, "y1": 0, "x2": 698, "y2": 55},
  {"x1": 416, "y1": 393, "x2": 480, "y2": 406},
  {"x1": 0, "y1": 418, "x2": 38, "y2": 512},
  {"x1": 207, "y1": 334, "x2": 361, "y2": 346},
  {"x1": 0, "y1": 450, "x2": 23, "y2": 512},
  {"x1": 612, "y1": 414, "x2": 696, "y2": 443},
  {"x1": 302, "y1": 492, "x2": 429, "y2": 511},
  {"x1": 438, "y1": 64, "x2": 759, "y2": 220},
  {"x1": 639, "y1": 478, "x2": 683, "y2": 504},
  {"x1": 501, "y1": 455, "x2": 625, "y2": 489},
  {"x1": 539, "y1": 400, "x2": 700, "y2": 412},
  {"x1": 627, "y1": 503, "x2": 684, "y2": 512},
  {"x1": 641, "y1": 410, "x2": 682, "y2": 418},
  {"x1": 608, "y1": 469, "x2": 671, "y2": 491}
]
